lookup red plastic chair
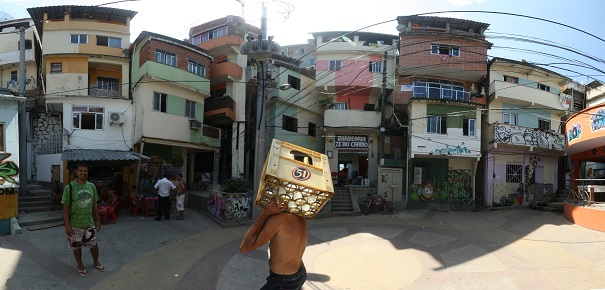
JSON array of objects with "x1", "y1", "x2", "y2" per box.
[
  {"x1": 100, "y1": 202, "x2": 118, "y2": 224},
  {"x1": 130, "y1": 196, "x2": 143, "y2": 217}
]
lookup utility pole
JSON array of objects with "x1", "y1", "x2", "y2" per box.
[
  {"x1": 378, "y1": 50, "x2": 388, "y2": 165},
  {"x1": 18, "y1": 27, "x2": 27, "y2": 191}
]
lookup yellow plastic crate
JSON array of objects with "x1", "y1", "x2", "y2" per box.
[{"x1": 256, "y1": 139, "x2": 334, "y2": 218}]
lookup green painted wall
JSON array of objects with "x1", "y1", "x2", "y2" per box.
[{"x1": 427, "y1": 104, "x2": 475, "y2": 128}]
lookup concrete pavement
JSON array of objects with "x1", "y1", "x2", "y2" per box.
[{"x1": 2, "y1": 206, "x2": 605, "y2": 290}]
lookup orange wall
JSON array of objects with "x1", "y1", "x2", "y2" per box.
[
  {"x1": 564, "y1": 202, "x2": 605, "y2": 232},
  {"x1": 46, "y1": 56, "x2": 88, "y2": 74}
]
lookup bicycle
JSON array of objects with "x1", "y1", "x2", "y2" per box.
[
  {"x1": 359, "y1": 192, "x2": 397, "y2": 215},
  {"x1": 450, "y1": 197, "x2": 481, "y2": 212},
  {"x1": 565, "y1": 187, "x2": 590, "y2": 205}
]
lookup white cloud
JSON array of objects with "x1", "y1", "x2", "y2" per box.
[{"x1": 449, "y1": 0, "x2": 486, "y2": 6}]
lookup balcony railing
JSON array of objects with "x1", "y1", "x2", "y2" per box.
[
  {"x1": 204, "y1": 96, "x2": 235, "y2": 112},
  {"x1": 493, "y1": 123, "x2": 565, "y2": 151},
  {"x1": 412, "y1": 86, "x2": 470, "y2": 102},
  {"x1": 88, "y1": 85, "x2": 122, "y2": 98},
  {"x1": 203, "y1": 124, "x2": 220, "y2": 139}
]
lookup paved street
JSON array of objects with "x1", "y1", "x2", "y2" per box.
[{"x1": 2, "y1": 207, "x2": 605, "y2": 290}]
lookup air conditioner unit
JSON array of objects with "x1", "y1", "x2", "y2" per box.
[
  {"x1": 109, "y1": 112, "x2": 124, "y2": 125},
  {"x1": 189, "y1": 119, "x2": 201, "y2": 130}
]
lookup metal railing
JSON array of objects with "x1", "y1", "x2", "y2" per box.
[
  {"x1": 565, "y1": 179, "x2": 605, "y2": 206},
  {"x1": 412, "y1": 86, "x2": 471, "y2": 102},
  {"x1": 88, "y1": 85, "x2": 122, "y2": 98}
]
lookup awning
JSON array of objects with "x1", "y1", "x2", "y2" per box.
[{"x1": 61, "y1": 149, "x2": 150, "y2": 161}]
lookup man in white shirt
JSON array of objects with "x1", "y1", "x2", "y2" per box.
[{"x1": 154, "y1": 173, "x2": 176, "y2": 221}]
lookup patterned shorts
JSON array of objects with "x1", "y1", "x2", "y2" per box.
[
  {"x1": 176, "y1": 195, "x2": 185, "y2": 211},
  {"x1": 67, "y1": 227, "x2": 97, "y2": 250}
]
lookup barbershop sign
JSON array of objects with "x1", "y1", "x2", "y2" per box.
[{"x1": 334, "y1": 135, "x2": 368, "y2": 150}]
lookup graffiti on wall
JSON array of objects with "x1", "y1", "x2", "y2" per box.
[
  {"x1": 448, "y1": 170, "x2": 472, "y2": 199},
  {"x1": 494, "y1": 124, "x2": 564, "y2": 150},
  {"x1": 207, "y1": 192, "x2": 252, "y2": 222},
  {"x1": 409, "y1": 172, "x2": 449, "y2": 205},
  {"x1": 434, "y1": 145, "x2": 472, "y2": 155},
  {"x1": 590, "y1": 108, "x2": 605, "y2": 132},
  {"x1": 568, "y1": 123, "x2": 582, "y2": 143},
  {"x1": 0, "y1": 153, "x2": 19, "y2": 186}
]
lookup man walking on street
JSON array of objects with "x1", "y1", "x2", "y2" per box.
[
  {"x1": 154, "y1": 173, "x2": 175, "y2": 221},
  {"x1": 62, "y1": 162, "x2": 104, "y2": 276},
  {"x1": 240, "y1": 197, "x2": 307, "y2": 289}
]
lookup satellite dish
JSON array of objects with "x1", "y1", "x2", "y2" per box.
[{"x1": 0, "y1": 11, "x2": 15, "y2": 23}]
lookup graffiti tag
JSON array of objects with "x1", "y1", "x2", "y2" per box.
[
  {"x1": 434, "y1": 145, "x2": 471, "y2": 155},
  {"x1": 0, "y1": 153, "x2": 19, "y2": 186},
  {"x1": 567, "y1": 123, "x2": 582, "y2": 143},
  {"x1": 590, "y1": 108, "x2": 605, "y2": 132}
]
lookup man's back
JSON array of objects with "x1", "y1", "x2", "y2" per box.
[{"x1": 267, "y1": 213, "x2": 307, "y2": 275}]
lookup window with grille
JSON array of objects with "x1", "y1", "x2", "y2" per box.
[
  {"x1": 153, "y1": 92, "x2": 167, "y2": 112},
  {"x1": 506, "y1": 164, "x2": 523, "y2": 183},
  {"x1": 369, "y1": 61, "x2": 382, "y2": 73},
  {"x1": 282, "y1": 115, "x2": 298, "y2": 132},
  {"x1": 538, "y1": 118, "x2": 550, "y2": 130},
  {"x1": 288, "y1": 75, "x2": 301, "y2": 90},
  {"x1": 333, "y1": 102, "x2": 347, "y2": 110},
  {"x1": 427, "y1": 115, "x2": 447, "y2": 134},
  {"x1": 51, "y1": 63, "x2": 62, "y2": 74},
  {"x1": 463, "y1": 118, "x2": 476, "y2": 136},
  {"x1": 155, "y1": 50, "x2": 176, "y2": 67},
  {"x1": 503, "y1": 75, "x2": 518, "y2": 84},
  {"x1": 185, "y1": 100, "x2": 196, "y2": 118},
  {"x1": 188, "y1": 61, "x2": 206, "y2": 77},
  {"x1": 97, "y1": 77, "x2": 119, "y2": 91},
  {"x1": 328, "y1": 60, "x2": 342, "y2": 71},
  {"x1": 72, "y1": 106, "x2": 104, "y2": 130}
]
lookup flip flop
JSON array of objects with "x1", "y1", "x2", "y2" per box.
[
  {"x1": 77, "y1": 268, "x2": 88, "y2": 276},
  {"x1": 94, "y1": 264, "x2": 105, "y2": 272}
]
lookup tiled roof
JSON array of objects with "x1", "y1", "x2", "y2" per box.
[{"x1": 62, "y1": 149, "x2": 149, "y2": 161}]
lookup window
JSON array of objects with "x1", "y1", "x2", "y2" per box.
[
  {"x1": 537, "y1": 83, "x2": 550, "y2": 92},
  {"x1": 308, "y1": 59, "x2": 315, "y2": 65},
  {"x1": 96, "y1": 36, "x2": 121, "y2": 48},
  {"x1": 156, "y1": 50, "x2": 176, "y2": 67},
  {"x1": 50, "y1": 63, "x2": 62, "y2": 74},
  {"x1": 288, "y1": 75, "x2": 301, "y2": 90},
  {"x1": 72, "y1": 106, "x2": 104, "y2": 130},
  {"x1": 185, "y1": 100, "x2": 196, "y2": 118},
  {"x1": 430, "y1": 44, "x2": 460, "y2": 56},
  {"x1": 10, "y1": 71, "x2": 17, "y2": 82},
  {"x1": 70, "y1": 34, "x2": 88, "y2": 44},
  {"x1": 412, "y1": 79, "x2": 468, "y2": 101},
  {"x1": 538, "y1": 119, "x2": 550, "y2": 131},
  {"x1": 188, "y1": 61, "x2": 206, "y2": 77},
  {"x1": 97, "y1": 77, "x2": 119, "y2": 91},
  {"x1": 328, "y1": 60, "x2": 342, "y2": 71},
  {"x1": 427, "y1": 115, "x2": 447, "y2": 134},
  {"x1": 17, "y1": 39, "x2": 32, "y2": 49},
  {"x1": 333, "y1": 102, "x2": 347, "y2": 110},
  {"x1": 502, "y1": 113, "x2": 518, "y2": 125},
  {"x1": 503, "y1": 76, "x2": 518, "y2": 84},
  {"x1": 282, "y1": 115, "x2": 298, "y2": 132},
  {"x1": 369, "y1": 61, "x2": 382, "y2": 73},
  {"x1": 308, "y1": 122, "x2": 316, "y2": 137},
  {"x1": 193, "y1": 26, "x2": 228, "y2": 44},
  {"x1": 0, "y1": 123, "x2": 4, "y2": 152},
  {"x1": 463, "y1": 118, "x2": 476, "y2": 136},
  {"x1": 506, "y1": 164, "x2": 523, "y2": 183},
  {"x1": 153, "y1": 92, "x2": 167, "y2": 112}
]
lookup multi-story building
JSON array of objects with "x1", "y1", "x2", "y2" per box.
[
  {"x1": 27, "y1": 5, "x2": 141, "y2": 188},
  {"x1": 189, "y1": 16, "x2": 258, "y2": 182},
  {"x1": 129, "y1": 31, "x2": 219, "y2": 191},
  {"x1": 0, "y1": 17, "x2": 43, "y2": 181},
  {"x1": 278, "y1": 40, "x2": 316, "y2": 68},
  {"x1": 394, "y1": 16, "x2": 490, "y2": 209},
  {"x1": 312, "y1": 31, "x2": 397, "y2": 192},
  {"x1": 483, "y1": 57, "x2": 569, "y2": 206}
]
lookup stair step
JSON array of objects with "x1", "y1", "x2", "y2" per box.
[
  {"x1": 19, "y1": 195, "x2": 50, "y2": 202},
  {"x1": 19, "y1": 206, "x2": 57, "y2": 213},
  {"x1": 19, "y1": 200, "x2": 52, "y2": 207},
  {"x1": 17, "y1": 211, "x2": 64, "y2": 227}
]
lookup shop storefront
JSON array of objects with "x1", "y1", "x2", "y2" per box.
[{"x1": 326, "y1": 134, "x2": 378, "y2": 187}]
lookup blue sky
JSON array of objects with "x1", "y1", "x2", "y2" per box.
[{"x1": 1, "y1": 0, "x2": 603, "y2": 83}]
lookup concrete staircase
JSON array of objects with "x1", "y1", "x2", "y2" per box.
[
  {"x1": 17, "y1": 182, "x2": 64, "y2": 228},
  {"x1": 330, "y1": 187, "x2": 354, "y2": 214},
  {"x1": 531, "y1": 189, "x2": 564, "y2": 212}
]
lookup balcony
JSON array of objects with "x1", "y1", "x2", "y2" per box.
[
  {"x1": 88, "y1": 85, "x2": 122, "y2": 98},
  {"x1": 197, "y1": 124, "x2": 221, "y2": 147},
  {"x1": 412, "y1": 85, "x2": 470, "y2": 102},
  {"x1": 489, "y1": 80, "x2": 564, "y2": 110},
  {"x1": 208, "y1": 61, "x2": 243, "y2": 82},
  {"x1": 198, "y1": 35, "x2": 244, "y2": 56},
  {"x1": 491, "y1": 123, "x2": 565, "y2": 154},
  {"x1": 135, "y1": 61, "x2": 210, "y2": 94},
  {"x1": 203, "y1": 96, "x2": 236, "y2": 126},
  {"x1": 324, "y1": 109, "x2": 381, "y2": 128}
]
